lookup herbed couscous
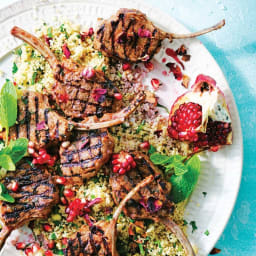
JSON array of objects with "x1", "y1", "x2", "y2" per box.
[{"x1": 9, "y1": 19, "x2": 196, "y2": 256}]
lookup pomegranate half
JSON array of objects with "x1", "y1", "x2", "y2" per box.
[{"x1": 168, "y1": 74, "x2": 232, "y2": 151}]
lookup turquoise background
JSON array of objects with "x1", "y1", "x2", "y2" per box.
[{"x1": 1, "y1": 0, "x2": 256, "y2": 255}]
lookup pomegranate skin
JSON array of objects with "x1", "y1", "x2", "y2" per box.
[{"x1": 168, "y1": 74, "x2": 232, "y2": 150}]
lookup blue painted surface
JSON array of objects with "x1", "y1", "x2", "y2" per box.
[
  {"x1": 0, "y1": 0, "x2": 256, "y2": 255},
  {"x1": 146, "y1": 1, "x2": 256, "y2": 255}
]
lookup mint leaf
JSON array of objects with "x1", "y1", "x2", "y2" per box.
[
  {"x1": 150, "y1": 153, "x2": 171, "y2": 165},
  {"x1": 7, "y1": 138, "x2": 28, "y2": 164},
  {"x1": 0, "y1": 80, "x2": 17, "y2": 129},
  {"x1": 172, "y1": 161, "x2": 187, "y2": 176},
  {"x1": 148, "y1": 145, "x2": 156, "y2": 154},
  {"x1": 0, "y1": 183, "x2": 15, "y2": 203},
  {"x1": 204, "y1": 230, "x2": 210, "y2": 236},
  {"x1": 12, "y1": 62, "x2": 18, "y2": 74},
  {"x1": 47, "y1": 27, "x2": 53, "y2": 38},
  {"x1": 0, "y1": 154, "x2": 15, "y2": 171},
  {"x1": 169, "y1": 155, "x2": 200, "y2": 203}
]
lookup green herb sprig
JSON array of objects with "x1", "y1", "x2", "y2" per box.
[
  {"x1": 150, "y1": 152, "x2": 201, "y2": 203},
  {"x1": 0, "y1": 183, "x2": 14, "y2": 203}
]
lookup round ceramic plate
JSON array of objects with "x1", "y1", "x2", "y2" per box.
[{"x1": 0, "y1": 0, "x2": 243, "y2": 255}]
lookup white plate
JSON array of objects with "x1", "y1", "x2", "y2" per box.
[{"x1": 0, "y1": 0, "x2": 243, "y2": 255}]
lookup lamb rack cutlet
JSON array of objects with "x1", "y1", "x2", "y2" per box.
[
  {"x1": 11, "y1": 26, "x2": 145, "y2": 129},
  {"x1": 0, "y1": 90, "x2": 71, "y2": 150},
  {"x1": 109, "y1": 152, "x2": 195, "y2": 256},
  {"x1": 64, "y1": 175, "x2": 154, "y2": 256},
  {"x1": 59, "y1": 129, "x2": 114, "y2": 184},
  {"x1": 94, "y1": 8, "x2": 225, "y2": 62},
  {"x1": 0, "y1": 162, "x2": 59, "y2": 249}
]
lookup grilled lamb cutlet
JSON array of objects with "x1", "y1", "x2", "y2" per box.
[
  {"x1": 109, "y1": 152, "x2": 195, "y2": 256},
  {"x1": 11, "y1": 26, "x2": 145, "y2": 128},
  {"x1": 64, "y1": 175, "x2": 154, "y2": 256},
  {"x1": 59, "y1": 129, "x2": 114, "y2": 184},
  {"x1": 94, "y1": 8, "x2": 225, "y2": 62},
  {"x1": 0, "y1": 162, "x2": 59, "y2": 249},
  {"x1": 1, "y1": 91, "x2": 71, "y2": 150}
]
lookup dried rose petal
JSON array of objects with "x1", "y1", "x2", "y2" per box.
[
  {"x1": 176, "y1": 44, "x2": 187, "y2": 56},
  {"x1": 36, "y1": 121, "x2": 46, "y2": 131},
  {"x1": 166, "y1": 48, "x2": 184, "y2": 70},
  {"x1": 87, "y1": 198, "x2": 102, "y2": 208},
  {"x1": 182, "y1": 54, "x2": 191, "y2": 62},
  {"x1": 79, "y1": 138, "x2": 89, "y2": 150},
  {"x1": 44, "y1": 35, "x2": 52, "y2": 46},
  {"x1": 82, "y1": 67, "x2": 96, "y2": 79},
  {"x1": 182, "y1": 74, "x2": 190, "y2": 88},
  {"x1": 58, "y1": 93, "x2": 69, "y2": 103},
  {"x1": 166, "y1": 62, "x2": 183, "y2": 80},
  {"x1": 92, "y1": 88, "x2": 107, "y2": 102},
  {"x1": 144, "y1": 61, "x2": 154, "y2": 71},
  {"x1": 62, "y1": 43, "x2": 71, "y2": 59},
  {"x1": 138, "y1": 28, "x2": 152, "y2": 38}
]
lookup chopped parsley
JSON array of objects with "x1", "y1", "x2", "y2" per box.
[
  {"x1": 98, "y1": 51, "x2": 103, "y2": 58},
  {"x1": 47, "y1": 27, "x2": 53, "y2": 38},
  {"x1": 204, "y1": 229, "x2": 210, "y2": 236},
  {"x1": 12, "y1": 63, "x2": 18, "y2": 74},
  {"x1": 136, "y1": 120, "x2": 145, "y2": 133},
  {"x1": 189, "y1": 221, "x2": 198, "y2": 233},
  {"x1": 202, "y1": 192, "x2": 207, "y2": 197},
  {"x1": 117, "y1": 71, "x2": 122, "y2": 78},
  {"x1": 102, "y1": 66, "x2": 106, "y2": 72},
  {"x1": 15, "y1": 48, "x2": 22, "y2": 56},
  {"x1": 31, "y1": 71, "x2": 37, "y2": 85}
]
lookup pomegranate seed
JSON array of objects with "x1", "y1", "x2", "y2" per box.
[
  {"x1": 112, "y1": 159, "x2": 120, "y2": 165},
  {"x1": 144, "y1": 61, "x2": 154, "y2": 71},
  {"x1": 151, "y1": 78, "x2": 161, "y2": 90},
  {"x1": 25, "y1": 248, "x2": 33, "y2": 256},
  {"x1": 11, "y1": 181, "x2": 19, "y2": 192},
  {"x1": 56, "y1": 177, "x2": 67, "y2": 185},
  {"x1": 48, "y1": 158, "x2": 55, "y2": 166},
  {"x1": 67, "y1": 214, "x2": 75, "y2": 222},
  {"x1": 162, "y1": 70, "x2": 167, "y2": 76},
  {"x1": 61, "y1": 196, "x2": 68, "y2": 205},
  {"x1": 162, "y1": 58, "x2": 166, "y2": 63},
  {"x1": 62, "y1": 43, "x2": 71, "y2": 59},
  {"x1": 131, "y1": 160, "x2": 136, "y2": 168},
  {"x1": 32, "y1": 158, "x2": 38, "y2": 165},
  {"x1": 64, "y1": 189, "x2": 74, "y2": 198},
  {"x1": 48, "y1": 240, "x2": 55, "y2": 249},
  {"x1": 82, "y1": 67, "x2": 96, "y2": 79},
  {"x1": 114, "y1": 93, "x2": 123, "y2": 100},
  {"x1": 16, "y1": 242, "x2": 26, "y2": 250},
  {"x1": 122, "y1": 63, "x2": 131, "y2": 71},
  {"x1": 119, "y1": 168, "x2": 126, "y2": 175},
  {"x1": 39, "y1": 148, "x2": 46, "y2": 155},
  {"x1": 210, "y1": 146, "x2": 220, "y2": 152},
  {"x1": 113, "y1": 165, "x2": 120, "y2": 173},
  {"x1": 140, "y1": 141, "x2": 150, "y2": 150},
  {"x1": 43, "y1": 224, "x2": 52, "y2": 232},
  {"x1": 59, "y1": 93, "x2": 69, "y2": 103},
  {"x1": 88, "y1": 27, "x2": 94, "y2": 36},
  {"x1": 62, "y1": 238, "x2": 68, "y2": 245},
  {"x1": 111, "y1": 151, "x2": 136, "y2": 175},
  {"x1": 44, "y1": 251, "x2": 54, "y2": 256},
  {"x1": 32, "y1": 243, "x2": 40, "y2": 253}
]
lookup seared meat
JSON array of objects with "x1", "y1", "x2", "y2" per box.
[
  {"x1": 109, "y1": 152, "x2": 195, "y2": 256},
  {"x1": 60, "y1": 129, "x2": 114, "y2": 183},
  {"x1": 94, "y1": 8, "x2": 225, "y2": 62},
  {"x1": 11, "y1": 26, "x2": 145, "y2": 126},
  {"x1": 0, "y1": 162, "x2": 59, "y2": 249},
  {"x1": 64, "y1": 175, "x2": 153, "y2": 256},
  {"x1": 3, "y1": 91, "x2": 71, "y2": 150},
  {"x1": 110, "y1": 152, "x2": 173, "y2": 220}
]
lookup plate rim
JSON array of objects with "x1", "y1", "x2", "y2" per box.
[{"x1": 0, "y1": 0, "x2": 243, "y2": 255}]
